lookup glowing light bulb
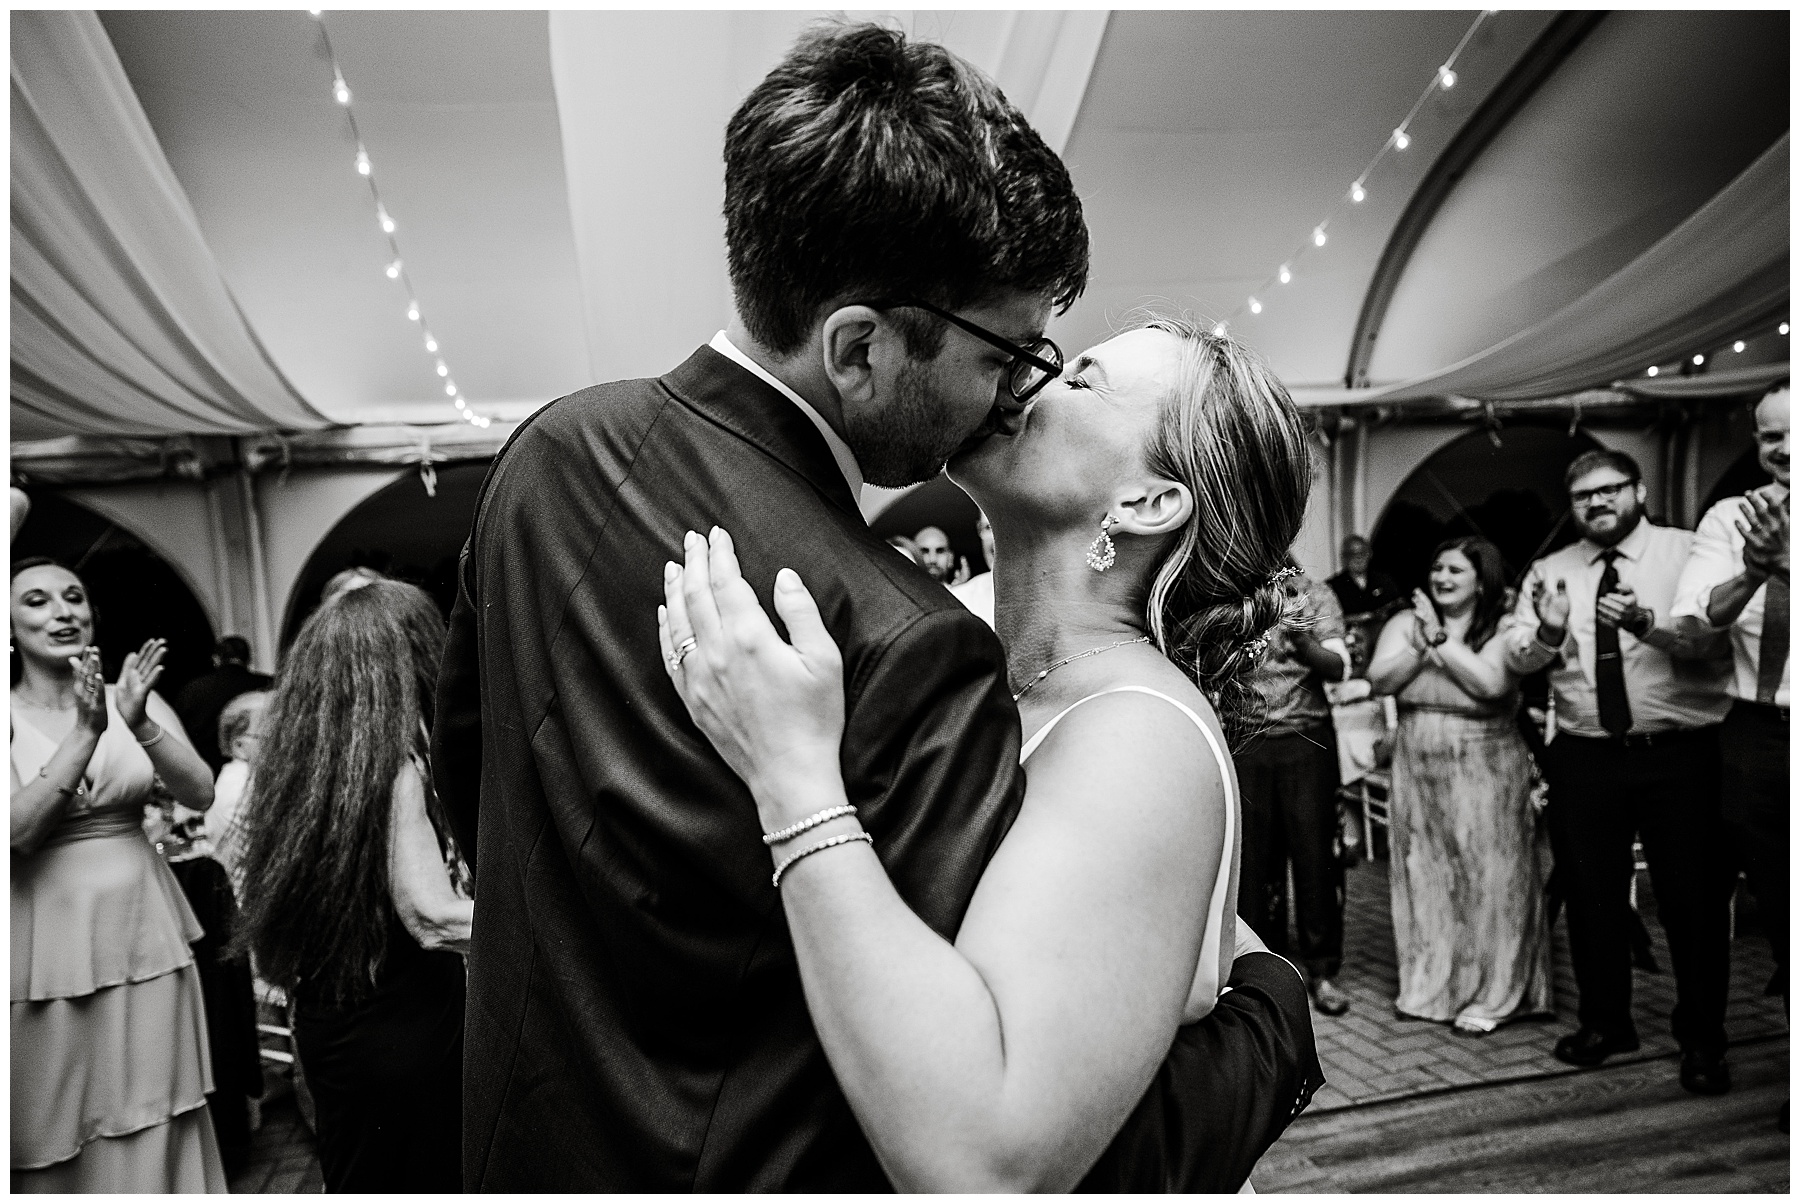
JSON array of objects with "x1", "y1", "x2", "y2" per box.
[
  {"x1": 1351, "y1": 182, "x2": 1366, "y2": 204},
  {"x1": 308, "y1": 8, "x2": 321, "y2": 16},
  {"x1": 479, "y1": 416, "x2": 491, "y2": 428},
  {"x1": 1647, "y1": 366, "x2": 1659, "y2": 377},
  {"x1": 1278, "y1": 264, "x2": 1292, "y2": 285},
  {"x1": 1249, "y1": 298, "x2": 1262, "y2": 315},
  {"x1": 1212, "y1": 322, "x2": 1228, "y2": 337},
  {"x1": 454, "y1": 397, "x2": 466, "y2": 410},
  {"x1": 1692, "y1": 354, "x2": 1705, "y2": 366},
  {"x1": 436, "y1": 361, "x2": 449, "y2": 377},
  {"x1": 385, "y1": 258, "x2": 402, "y2": 280},
  {"x1": 355, "y1": 148, "x2": 371, "y2": 176},
  {"x1": 1439, "y1": 66, "x2": 1457, "y2": 90},
  {"x1": 444, "y1": 382, "x2": 457, "y2": 396},
  {"x1": 1782, "y1": 323, "x2": 1791, "y2": 336},
  {"x1": 1394, "y1": 128, "x2": 1411, "y2": 150},
  {"x1": 1312, "y1": 226, "x2": 1327, "y2": 248},
  {"x1": 1734, "y1": 341, "x2": 1746, "y2": 353},
  {"x1": 377, "y1": 204, "x2": 395, "y2": 234},
  {"x1": 424, "y1": 336, "x2": 438, "y2": 353},
  {"x1": 406, "y1": 302, "x2": 419, "y2": 322},
  {"x1": 333, "y1": 78, "x2": 351, "y2": 106}
]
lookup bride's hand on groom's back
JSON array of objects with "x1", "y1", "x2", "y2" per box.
[{"x1": 659, "y1": 526, "x2": 848, "y2": 822}]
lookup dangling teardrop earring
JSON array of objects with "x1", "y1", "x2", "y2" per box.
[{"x1": 1086, "y1": 516, "x2": 1118, "y2": 573}]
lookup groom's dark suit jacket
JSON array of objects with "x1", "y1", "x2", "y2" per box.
[{"x1": 433, "y1": 346, "x2": 1323, "y2": 1192}]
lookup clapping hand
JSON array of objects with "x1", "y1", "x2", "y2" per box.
[
  {"x1": 1409, "y1": 588, "x2": 1444, "y2": 646},
  {"x1": 1596, "y1": 583, "x2": 1652, "y2": 637},
  {"x1": 115, "y1": 638, "x2": 167, "y2": 732},
  {"x1": 68, "y1": 646, "x2": 107, "y2": 737},
  {"x1": 1530, "y1": 576, "x2": 1572, "y2": 632},
  {"x1": 1738, "y1": 490, "x2": 1789, "y2": 581}
]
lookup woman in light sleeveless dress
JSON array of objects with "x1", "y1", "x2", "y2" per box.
[
  {"x1": 1368, "y1": 537, "x2": 1552, "y2": 1034},
  {"x1": 11, "y1": 559, "x2": 227, "y2": 1191},
  {"x1": 657, "y1": 318, "x2": 1319, "y2": 1191}
]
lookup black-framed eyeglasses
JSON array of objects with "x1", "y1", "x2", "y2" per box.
[
  {"x1": 1569, "y1": 479, "x2": 1637, "y2": 508},
  {"x1": 881, "y1": 298, "x2": 1064, "y2": 404}
]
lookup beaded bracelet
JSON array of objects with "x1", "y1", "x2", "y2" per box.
[
  {"x1": 771, "y1": 831, "x2": 872, "y2": 889},
  {"x1": 761, "y1": 803, "x2": 857, "y2": 846}
]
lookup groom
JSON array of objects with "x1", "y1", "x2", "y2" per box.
[{"x1": 434, "y1": 23, "x2": 1322, "y2": 1191}]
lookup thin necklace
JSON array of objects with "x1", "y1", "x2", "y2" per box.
[{"x1": 1011, "y1": 636, "x2": 1151, "y2": 702}]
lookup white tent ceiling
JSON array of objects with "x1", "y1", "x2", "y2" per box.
[{"x1": 12, "y1": 8, "x2": 1790, "y2": 450}]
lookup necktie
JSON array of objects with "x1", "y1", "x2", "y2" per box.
[
  {"x1": 1595, "y1": 548, "x2": 1632, "y2": 737},
  {"x1": 1756, "y1": 574, "x2": 1788, "y2": 704}
]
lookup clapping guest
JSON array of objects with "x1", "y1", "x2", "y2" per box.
[
  {"x1": 233, "y1": 580, "x2": 470, "y2": 1192},
  {"x1": 1504, "y1": 450, "x2": 1735, "y2": 1094},
  {"x1": 1368, "y1": 537, "x2": 1551, "y2": 1034},
  {"x1": 1673, "y1": 383, "x2": 1790, "y2": 1015},
  {"x1": 10, "y1": 558, "x2": 226, "y2": 1191}
]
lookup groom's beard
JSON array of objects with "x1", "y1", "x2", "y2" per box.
[{"x1": 847, "y1": 360, "x2": 989, "y2": 488}]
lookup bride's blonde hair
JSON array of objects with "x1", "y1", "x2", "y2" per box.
[{"x1": 1134, "y1": 316, "x2": 1313, "y2": 744}]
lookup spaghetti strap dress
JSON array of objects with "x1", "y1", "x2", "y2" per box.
[
  {"x1": 11, "y1": 687, "x2": 228, "y2": 1192},
  {"x1": 1388, "y1": 644, "x2": 1552, "y2": 1029}
]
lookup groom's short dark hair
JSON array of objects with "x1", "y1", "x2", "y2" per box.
[{"x1": 724, "y1": 22, "x2": 1089, "y2": 358}]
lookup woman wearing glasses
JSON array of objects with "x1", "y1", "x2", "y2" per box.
[{"x1": 657, "y1": 315, "x2": 1313, "y2": 1192}]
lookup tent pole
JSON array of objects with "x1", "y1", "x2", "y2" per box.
[{"x1": 236, "y1": 461, "x2": 278, "y2": 673}]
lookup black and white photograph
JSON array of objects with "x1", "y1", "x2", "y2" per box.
[{"x1": 9, "y1": 6, "x2": 1789, "y2": 1193}]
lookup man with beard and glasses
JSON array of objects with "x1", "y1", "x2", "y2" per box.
[
  {"x1": 1504, "y1": 449, "x2": 1734, "y2": 1094},
  {"x1": 432, "y1": 22, "x2": 1318, "y2": 1193}
]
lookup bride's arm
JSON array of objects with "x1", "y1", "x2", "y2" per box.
[{"x1": 661, "y1": 529, "x2": 1225, "y2": 1192}]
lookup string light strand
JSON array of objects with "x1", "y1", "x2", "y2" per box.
[
  {"x1": 1217, "y1": 10, "x2": 1496, "y2": 334},
  {"x1": 310, "y1": 12, "x2": 491, "y2": 429}
]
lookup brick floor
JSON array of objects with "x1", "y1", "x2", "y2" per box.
[{"x1": 1303, "y1": 854, "x2": 1786, "y2": 1112}]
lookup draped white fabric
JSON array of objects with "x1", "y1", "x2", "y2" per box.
[
  {"x1": 1613, "y1": 360, "x2": 1789, "y2": 400},
  {"x1": 1290, "y1": 135, "x2": 1789, "y2": 409},
  {"x1": 10, "y1": 10, "x2": 330, "y2": 441}
]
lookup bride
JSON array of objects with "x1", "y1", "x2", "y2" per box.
[{"x1": 658, "y1": 316, "x2": 1313, "y2": 1192}]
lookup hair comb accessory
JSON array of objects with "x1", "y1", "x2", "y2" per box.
[
  {"x1": 1242, "y1": 635, "x2": 1271, "y2": 659},
  {"x1": 1269, "y1": 565, "x2": 1302, "y2": 586}
]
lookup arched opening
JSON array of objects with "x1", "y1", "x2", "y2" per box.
[
  {"x1": 868, "y1": 476, "x2": 989, "y2": 575},
  {"x1": 282, "y1": 463, "x2": 487, "y2": 648},
  {"x1": 1700, "y1": 446, "x2": 1772, "y2": 516},
  {"x1": 11, "y1": 488, "x2": 217, "y2": 696},
  {"x1": 1370, "y1": 422, "x2": 1605, "y2": 594}
]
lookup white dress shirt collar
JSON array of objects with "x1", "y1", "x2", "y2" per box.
[
  {"x1": 1580, "y1": 513, "x2": 1653, "y2": 565},
  {"x1": 710, "y1": 331, "x2": 863, "y2": 504}
]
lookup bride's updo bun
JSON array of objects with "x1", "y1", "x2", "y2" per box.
[{"x1": 1135, "y1": 316, "x2": 1313, "y2": 743}]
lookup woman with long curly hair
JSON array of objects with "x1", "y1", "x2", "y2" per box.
[
  {"x1": 653, "y1": 317, "x2": 1314, "y2": 1191},
  {"x1": 233, "y1": 580, "x2": 470, "y2": 1192},
  {"x1": 11, "y1": 558, "x2": 224, "y2": 1191},
  {"x1": 1367, "y1": 536, "x2": 1552, "y2": 1034}
]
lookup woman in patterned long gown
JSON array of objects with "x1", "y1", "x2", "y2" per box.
[{"x1": 1368, "y1": 536, "x2": 1553, "y2": 1035}]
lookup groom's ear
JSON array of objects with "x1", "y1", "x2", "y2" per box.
[
  {"x1": 1112, "y1": 478, "x2": 1194, "y2": 538},
  {"x1": 820, "y1": 306, "x2": 890, "y2": 408}
]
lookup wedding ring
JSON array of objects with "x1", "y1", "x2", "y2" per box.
[{"x1": 670, "y1": 636, "x2": 698, "y2": 672}]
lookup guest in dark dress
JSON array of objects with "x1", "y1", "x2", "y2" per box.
[
  {"x1": 233, "y1": 581, "x2": 472, "y2": 1193},
  {"x1": 173, "y1": 637, "x2": 272, "y2": 774}
]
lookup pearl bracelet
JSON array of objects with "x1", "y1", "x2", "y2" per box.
[
  {"x1": 761, "y1": 803, "x2": 857, "y2": 846},
  {"x1": 771, "y1": 831, "x2": 872, "y2": 889}
]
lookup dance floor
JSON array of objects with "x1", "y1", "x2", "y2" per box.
[{"x1": 234, "y1": 853, "x2": 1788, "y2": 1194}]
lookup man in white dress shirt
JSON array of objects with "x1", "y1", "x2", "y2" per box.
[
  {"x1": 1672, "y1": 383, "x2": 1789, "y2": 1021},
  {"x1": 1504, "y1": 449, "x2": 1734, "y2": 1094}
]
